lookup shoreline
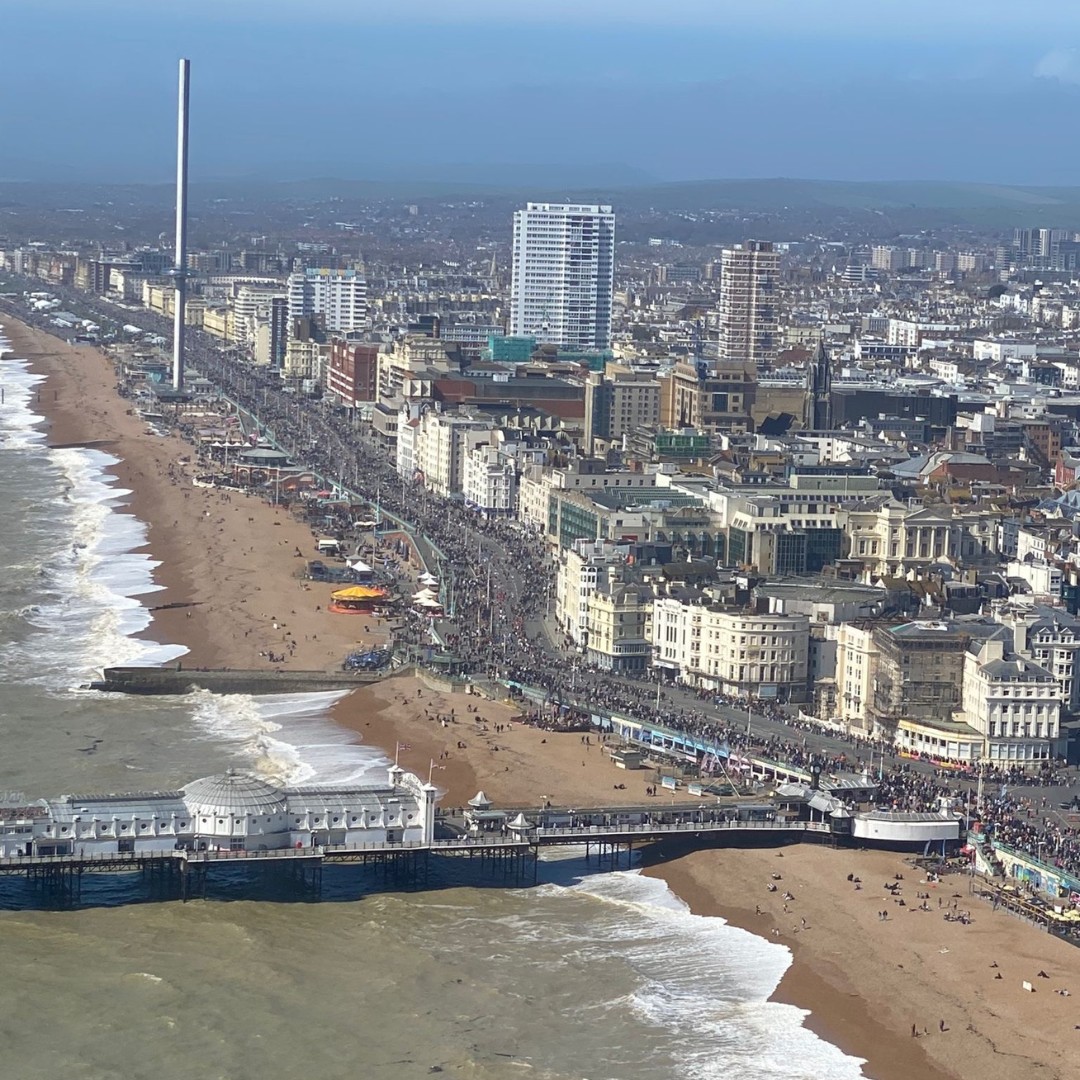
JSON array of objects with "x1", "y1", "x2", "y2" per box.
[
  {"x1": 3, "y1": 315, "x2": 379, "y2": 673},
  {"x1": 3, "y1": 313, "x2": 1075, "y2": 1080}
]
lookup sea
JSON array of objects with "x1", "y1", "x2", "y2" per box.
[{"x1": 0, "y1": 329, "x2": 867, "y2": 1080}]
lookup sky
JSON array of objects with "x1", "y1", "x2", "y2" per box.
[{"x1": 4, "y1": 0, "x2": 1080, "y2": 186}]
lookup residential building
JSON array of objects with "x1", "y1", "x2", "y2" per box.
[
  {"x1": 586, "y1": 580, "x2": 651, "y2": 673},
  {"x1": 395, "y1": 406, "x2": 422, "y2": 479},
  {"x1": 834, "y1": 621, "x2": 879, "y2": 730},
  {"x1": 958, "y1": 639, "x2": 1060, "y2": 764},
  {"x1": 870, "y1": 246, "x2": 906, "y2": 272},
  {"x1": 651, "y1": 599, "x2": 810, "y2": 700},
  {"x1": 283, "y1": 317, "x2": 327, "y2": 382},
  {"x1": 1003, "y1": 605, "x2": 1080, "y2": 714},
  {"x1": 509, "y1": 202, "x2": 615, "y2": 350},
  {"x1": 234, "y1": 284, "x2": 287, "y2": 347},
  {"x1": 202, "y1": 306, "x2": 236, "y2": 343},
  {"x1": 415, "y1": 411, "x2": 493, "y2": 497},
  {"x1": 287, "y1": 268, "x2": 367, "y2": 333},
  {"x1": 718, "y1": 240, "x2": 779, "y2": 369},
  {"x1": 555, "y1": 539, "x2": 630, "y2": 648},
  {"x1": 251, "y1": 296, "x2": 289, "y2": 369}
]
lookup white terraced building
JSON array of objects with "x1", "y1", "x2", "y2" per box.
[{"x1": 0, "y1": 767, "x2": 436, "y2": 858}]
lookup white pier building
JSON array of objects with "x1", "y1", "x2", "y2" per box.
[{"x1": 0, "y1": 766, "x2": 436, "y2": 858}]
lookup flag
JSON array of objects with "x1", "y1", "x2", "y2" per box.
[{"x1": 397, "y1": 742, "x2": 412, "y2": 750}]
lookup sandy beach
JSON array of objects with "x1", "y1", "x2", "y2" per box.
[
  {"x1": 648, "y1": 846, "x2": 1080, "y2": 1080},
  {"x1": 334, "y1": 674, "x2": 668, "y2": 807},
  {"x1": 8, "y1": 312, "x2": 1079, "y2": 1080}
]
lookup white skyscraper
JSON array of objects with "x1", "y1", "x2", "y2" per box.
[
  {"x1": 287, "y1": 268, "x2": 367, "y2": 332},
  {"x1": 718, "y1": 240, "x2": 779, "y2": 369},
  {"x1": 510, "y1": 202, "x2": 615, "y2": 350}
]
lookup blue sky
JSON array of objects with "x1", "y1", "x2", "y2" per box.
[{"x1": 4, "y1": 0, "x2": 1080, "y2": 185}]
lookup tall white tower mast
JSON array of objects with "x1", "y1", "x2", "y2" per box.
[{"x1": 171, "y1": 58, "x2": 191, "y2": 391}]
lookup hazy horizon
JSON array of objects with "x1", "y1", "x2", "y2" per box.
[{"x1": 5, "y1": 0, "x2": 1080, "y2": 186}]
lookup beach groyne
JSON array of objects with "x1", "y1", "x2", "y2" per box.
[{"x1": 89, "y1": 665, "x2": 393, "y2": 696}]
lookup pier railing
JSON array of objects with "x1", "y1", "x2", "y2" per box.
[
  {"x1": 531, "y1": 819, "x2": 829, "y2": 840},
  {"x1": 0, "y1": 818, "x2": 833, "y2": 873}
]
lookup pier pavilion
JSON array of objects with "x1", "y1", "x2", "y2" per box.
[{"x1": 0, "y1": 766, "x2": 436, "y2": 858}]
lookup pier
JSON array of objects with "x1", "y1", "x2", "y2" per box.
[
  {"x1": 88, "y1": 665, "x2": 390, "y2": 695},
  {"x1": 0, "y1": 766, "x2": 961, "y2": 909},
  {"x1": 0, "y1": 817, "x2": 832, "y2": 907}
]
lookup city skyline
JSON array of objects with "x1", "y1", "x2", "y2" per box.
[{"x1": 4, "y1": 1, "x2": 1080, "y2": 185}]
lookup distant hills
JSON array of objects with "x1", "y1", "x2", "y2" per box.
[{"x1": 6, "y1": 173, "x2": 1080, "y2": 230}]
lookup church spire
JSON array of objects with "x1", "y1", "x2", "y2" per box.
[{"x1": 803, "y1": 339, "x2": 833, "y2": 429}]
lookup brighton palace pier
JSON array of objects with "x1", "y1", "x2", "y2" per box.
[{"x1": 0, "y1": 764, "x2": 963, "y2": 907}]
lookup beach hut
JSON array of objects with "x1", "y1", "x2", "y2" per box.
[{"x1": 329, "y1": 584, "x2": 389, "y2": 614}]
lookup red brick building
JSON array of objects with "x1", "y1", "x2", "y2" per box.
[{"x1": 327, "y1": 339, "x2": 378, "y2": 407}]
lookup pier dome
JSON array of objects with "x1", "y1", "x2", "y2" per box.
[{"x1": 182, "y1": 771, "x2": 287, "y2": 818}]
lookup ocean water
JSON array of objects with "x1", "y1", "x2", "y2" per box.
[{"x1": 0, "y1": 329, "x2": 867, "y2": 1080}]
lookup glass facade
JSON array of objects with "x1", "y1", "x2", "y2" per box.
[
  {"x1": 654, "y1": 432, "x2": 710, "y2": 461},
  {"x1": 558, "y1": 501, "x2": 600, "y2": 549},
  {"x1": 805, "y1": 528, "x2": 843, "y2": 573},
  {"x1": 728, "y1": 527, "x2": 748, "y2": 566},
  {"x1": 774, "y1": 532, "x2": 807, "y2": 577}
]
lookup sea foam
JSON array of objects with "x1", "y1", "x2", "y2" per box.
[
  {"x1": 540, "y1": 871, "x2": 868, "y2": 1080},
  {"x1": 187, "y1": 689, "x2": 388, "y2": 785},
  {"x1": 0, "y1": 337, "x2": 185, "y2": 684}
]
